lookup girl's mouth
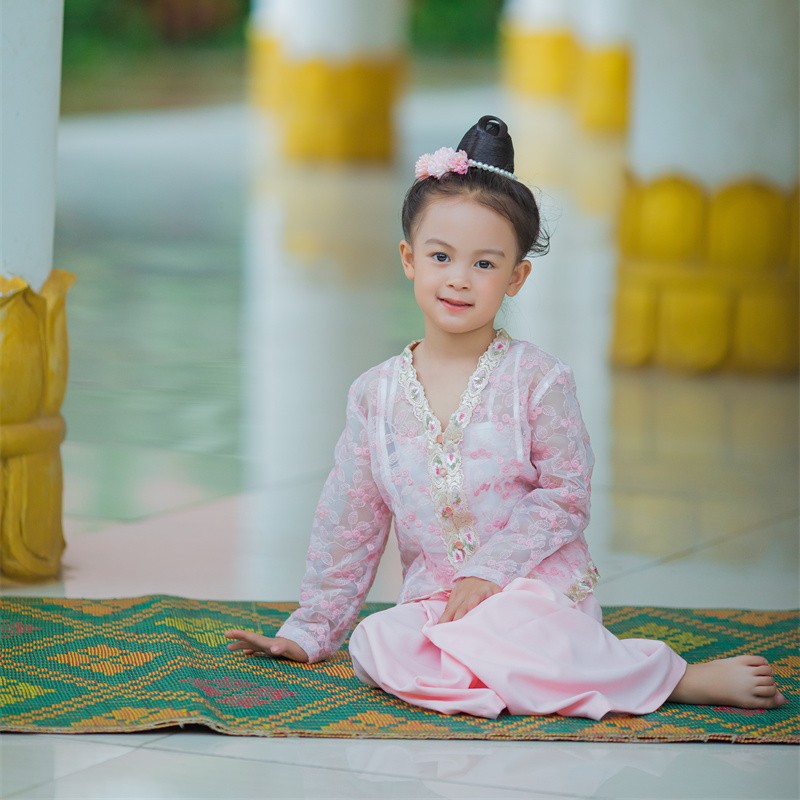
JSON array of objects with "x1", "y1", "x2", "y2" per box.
[{"x1": 439, "y1": 297, "x2": 472, "y2": 310}]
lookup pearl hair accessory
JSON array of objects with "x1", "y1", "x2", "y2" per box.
[
  {"x1": 414, "y1": 147, "x2": 517, "y2": 182},
  {"x1": 467, "y1": 159, "x2": 517, "y2": 181}
]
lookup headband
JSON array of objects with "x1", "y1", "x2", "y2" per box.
[{"x1": 414, "y1": 147, "x2": 517, "y2": 182}]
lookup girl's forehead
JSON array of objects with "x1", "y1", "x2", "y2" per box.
[{"x1": 414, "y1": 196, "x2": 515, "y2": 241}]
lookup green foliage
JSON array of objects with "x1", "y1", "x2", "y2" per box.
[
  {"x1": 410, "y1": 0, "x2": 503, "y2": 55},
  {"x1": 62, "y1": 0, "x2": 249, "y2": 74},
  {"x1": 61, "y1": 0, "x2": 502, "y2": 77},
  {"x1": 63, "y1": 0, "x2": 154, "y2": 71}
]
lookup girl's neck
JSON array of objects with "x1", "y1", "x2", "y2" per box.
[{"x1": 416, "y1": 324, "x2": 498, "y2": 366}]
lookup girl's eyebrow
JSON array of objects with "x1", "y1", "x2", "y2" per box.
[{"x1": 424, "y1": 238, "x2": 506, "y2": 257}]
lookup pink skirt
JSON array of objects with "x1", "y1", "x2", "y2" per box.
[{"x1": 348, "y1": 578, "x2": 687, "y2": 720}]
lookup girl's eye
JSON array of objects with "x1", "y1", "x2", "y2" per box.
[
  {"x1": 432, "y1": 252, "x2": 449, "y2": 263},
  {"x1": 475, "y1": 260, "x2": 494, "y2": 270}
]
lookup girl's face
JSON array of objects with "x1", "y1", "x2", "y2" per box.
[{"x1": 399, "y1": 196, "x2": 531, "y2": 341}]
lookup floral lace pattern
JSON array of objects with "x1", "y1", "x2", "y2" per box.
[
  {"x1": 399, "y1": 331, "x2": 511, "y2": 567},
  {"x1": 277, "y1": 337, "x2": 598, "y2": 663}
]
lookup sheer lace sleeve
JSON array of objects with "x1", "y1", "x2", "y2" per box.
[
  {"x1": 277, "y1": 380, "x2": 392, "y2": 662},
  {"x1": 458, "y1": 365, "x2": 593, "y2": 588}
]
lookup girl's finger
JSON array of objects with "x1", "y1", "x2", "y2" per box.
[
  {"x1": 228, "y1": 643, "x2": 255, "y2": 655},
  {"x1": 451, "y1": 599, "x2": 471, "y2": 622}
]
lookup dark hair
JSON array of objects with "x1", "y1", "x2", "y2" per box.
[{"x1": 401, "y1": 115, "x2": 549, "y2": 261}]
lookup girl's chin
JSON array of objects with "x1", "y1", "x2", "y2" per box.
[{"x1": 425, "y1": 318, "x2": 497, "y2": 338}]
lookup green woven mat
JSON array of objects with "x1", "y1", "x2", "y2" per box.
[{"x1": 1, "y1": 596, "x2": 797, "y2": 743}]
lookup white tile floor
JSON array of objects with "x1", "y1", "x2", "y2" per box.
[{"x1": 1, "y1": 81, "x2": 798, "y2": 798}]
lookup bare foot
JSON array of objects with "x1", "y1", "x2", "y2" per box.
[{"x1": 668, "y1": 655, "x2": 786, "y2": 709}]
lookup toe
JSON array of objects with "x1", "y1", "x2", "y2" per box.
[
  {"x1": 766, "y1": 695, "x2": 784, "y2": 709},
  {"x1": 754, "y1": 684, "x2": 777, "y2": 697}
]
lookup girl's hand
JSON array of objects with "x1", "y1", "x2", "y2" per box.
[
  {"x1": 224, "y1": 630, "x2": 309, "y2": 663},
  {"x1": 438, "y1": 577, "x2": 501, "y2": 624}
]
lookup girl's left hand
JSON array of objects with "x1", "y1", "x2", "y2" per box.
[{"x1": 438, "y1": 577, "x2": 501, "y2": 624}]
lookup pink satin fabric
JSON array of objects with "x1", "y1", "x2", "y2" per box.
[{"x1": 349, "y1": 578, "x2": 687, "y2": 720}]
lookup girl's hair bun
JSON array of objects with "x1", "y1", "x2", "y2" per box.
[
  {"x1": 456, "y1": 115, "x2": 515, "y2": 174},
  {"x1": 401, "y1": 113, "x2": 548, "y2": 261}
]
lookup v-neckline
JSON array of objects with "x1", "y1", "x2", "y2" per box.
[{"x1": 399, "y1": 330, "x2": 512, "y2": 443}]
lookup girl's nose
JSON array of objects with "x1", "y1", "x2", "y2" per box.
[{"x1": 446, "y1": 263, "x2": 471, "y2": 289}]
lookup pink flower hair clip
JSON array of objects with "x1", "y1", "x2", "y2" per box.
[
  {"x1": 414, "y1": 147, "x2": 469, "y2": 180},
  {"x1": 414, "y1": 146, "x2": 517, "y2": 181}
]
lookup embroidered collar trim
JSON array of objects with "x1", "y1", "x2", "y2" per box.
[{"x1": 398, "y1": 330, "x2": 512, "y2": 567}]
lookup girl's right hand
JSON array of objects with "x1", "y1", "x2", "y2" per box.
[{"x1": 224, "y1": 630, "x2": 309, "y2": 663}]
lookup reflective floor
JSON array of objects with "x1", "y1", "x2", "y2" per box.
[{"x1": 1, "y1": 82, "x2": 798, "y2": 798}]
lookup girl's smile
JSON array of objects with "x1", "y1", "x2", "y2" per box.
[
  {"x1": 399, "y1": 196, "x2": 531, "y2": 344},
  {"x1": 225, "y1": 115, "x2": 787, "y2": 728},
  {"x1": 439, "y1": 296, "x2": 473, "y2": 311}
]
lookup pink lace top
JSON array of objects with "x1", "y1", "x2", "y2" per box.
[{"x1": 278, "y1": 331, "x2": 598, "y2": 662}]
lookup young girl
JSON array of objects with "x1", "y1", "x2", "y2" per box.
[{"x1": 226, "y1": 116, "x2": 785, "y2": 719}]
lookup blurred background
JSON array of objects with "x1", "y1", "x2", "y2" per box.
[
  {"x1": 59, "y1": 0, "x2": 502, "y2": 113},
  {"x1": 2, "y1": 0, "x2": 797, "y2": 608},
  {"x1": 1, "y1": 2, "x2": 798, "y2": 797}
]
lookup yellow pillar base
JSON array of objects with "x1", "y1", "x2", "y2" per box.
[
  {"x1": 611, "y1": 177, "x2": 799, "y2": 373},
  {"x1": 501, "y1": 25, "x2": 576, "y2": 98},
  {"x1": 249, "y1": 29, "x2": 404, "y2": 162},
  {"x1": 573, "y1": 45, "x2": 630, "y2": 134},
  {"x1": 248, "y1": 30, "x2": 283, "y2": 111},
  {"x1": 0, "y1": 269, "x2": 74, "y2": 580},
  {"x1": 501, "y1": 25, "x2": 630, "y2": 134}
]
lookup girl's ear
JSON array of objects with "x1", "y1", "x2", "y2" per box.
[
  {"x1": 399, "y1": 240, "x2": 415, "y2": 280},
  {"x1": 506, "y1": 259, "x2": 532, "y2": 297}
]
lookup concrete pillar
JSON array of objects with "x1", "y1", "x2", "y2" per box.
[
  {"x1": 502, "y1": 0, "x2": 577, "y2": 98},
  {"x1": 248, "y1": 0, "x2": 291, "y2": 112},
  {"x1": 501, "y1": 0, "x2": 631, "y2": 133},
  {"x1": 239, "y1": 121, "x2": 405, "y2": 598},
  {"x1": 572, "y1": 0, "x2": 630, "y2": 133},
  {"x1": 611, "y1": 0, "x2": 799, "y2": 372},
  {"x1": 0, "y1": 0, "x2": 73, "y2": 579},
  {"x1": 249, "y1": 0, "x2": 408, "y2": 161}
]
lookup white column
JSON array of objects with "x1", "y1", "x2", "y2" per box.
[
  {"x1": 504, "y1": 0, "x2": 575, "y2": 30},
  {"x1": 573, "y1": 0, "x2": 629, "y2": 47},
  {"x1": 249, "y1": 0, "x2": 408, "y2": 161},
  {"x1": 501, "y1": 0, "x2": 577, "y2": 97},
  {"x1": 0, "y1": 0, "x2": 71, "y2": 581},
  {"x1": 250, "y1": 0, "x2": 292, "y2": 38},
  {"x1": 628, "y1": 0, "x2": 798, "y2": 188},
  {"x1": 502, "y1": 0, "x2": 631, "y2": 132},
  {"x1": 611, "y1": 0, "x2": 799, "y2": 373},
  {"x1": 0, "y1": 0, "x2": 64, "y2": 291},
  {"x1": 271, "y1": 0, "x2": 406, "y2": 61},
  {"x1": 572, "y1": 0, "x2": 631, "y2": 133}
]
